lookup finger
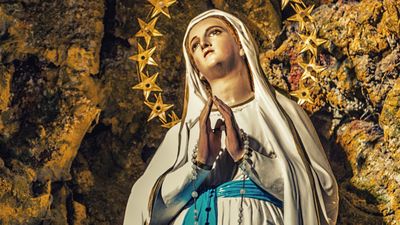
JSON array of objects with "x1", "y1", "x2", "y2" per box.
[
  {"x1": 213, "y1": 97, "x2": 242, "y2": 145},
  {"x1": 212, "y1": 118, "x2": 225, "y2": 134},
  {"x1": 200, "y1": 97, "x2": 213, "y2": 126},
  {"x1": 205, "y1": 98, "x2": 213, "y2": 132},
  {"x1": 200, "y1": 97, "x2": 212, "y2": 116},
  {"x1": 214, "y1": 96, "x2": 231, "y2": 112},
  {"x1": 204, "y1": 97, "x2": 213, "y2": 118},
  {"x1": 212, "y1": 96, "x2": 230, "y2": 119},
  {"x1": 210, "y1": 119, "x2": 224, "y2": 142},
  {"x1": 213, "y1": 96, "x2": 235, "y2": 127},
  {"x1": 206, "y1": 116, "x2": 212, "y2": 133},
  {"x1": 211, "y1": 100, "x2": 243, "y2": 157},
  {"x1": 213, "y1": 96, "x2": 233, "y2": 117}
]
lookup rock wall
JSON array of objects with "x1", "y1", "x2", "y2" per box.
[
  {"x1": 0, "y1": 0, "x2": 398, "y2": 224},
  {"x1": 261, "y1": 1, "x2": 399, "y2": 224}
]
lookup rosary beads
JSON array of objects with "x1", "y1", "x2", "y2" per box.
[
  {"x1": 190, "y1": 129, "x2": 251, "y2": 225},
  {"x1": 238, "y1": 128, "x2": 251, "y2": 224},
  {"x1": 190, "y1": 143, "x2": 200, "y2": 225}
]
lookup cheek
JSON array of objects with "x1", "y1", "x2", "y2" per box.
[
  {"x1": 190, "y1": 55, "x2": 203, "y2": 73},
  {"x1": 216, "y1": 39, "x2": 238, "y2": 55},
  {"x1": 192, "y1": 55, "x2": 200, "y2": 68}
]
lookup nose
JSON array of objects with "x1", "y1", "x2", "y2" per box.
[{"x1": 200, "y1": 38, "x2": 211, "y2": 49}]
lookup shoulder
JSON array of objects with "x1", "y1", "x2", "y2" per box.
[
  {"x1": 274, "y1": 91, "x2": 317, "y2": 131},
  {"x1": 164, "y1": 122, "x2": 182, "y2": 137},
  {"x1": 275, "y1": 91, "x2": 305, "y2": 117}
]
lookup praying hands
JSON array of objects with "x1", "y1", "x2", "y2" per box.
[{"x1": 197, "y1": 96, "x2": 245, "y2": 167}]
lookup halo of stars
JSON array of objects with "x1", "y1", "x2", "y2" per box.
[
  {"x1": 130, "y1": 0, "x2": 179, "y2": 128},
  {"x1": 131, "y1": 0, "x2": 329, "y2": 127},
  {"x1": 283, "y1": 0, "x2": 329, "y2": 106}
]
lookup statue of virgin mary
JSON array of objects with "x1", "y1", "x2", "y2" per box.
[{"x1": 124, "y1": 9, "x2": 339, "y2": 225}]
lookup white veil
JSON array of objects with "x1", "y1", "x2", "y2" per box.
[{"x1": 124, "y1": 9, "x2": 339, "y2": 225}]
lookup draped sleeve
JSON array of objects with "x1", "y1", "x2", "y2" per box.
[
  {"x1": 161, "y1": 160, "x2": 211, "y2": 206},
  {"x1": 237, "y1": 138, "x2": 285, "y2": 201},
  {"x1": 123, "y1": 124, "x2": 182, "y2": 225},
  {"x1": 275, "y1": 91, "x2": 339, "y2": 225}
]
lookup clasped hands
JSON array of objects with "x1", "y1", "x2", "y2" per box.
[{"x1": 197, "y1": 96, "x2": 245, "y2": 167}]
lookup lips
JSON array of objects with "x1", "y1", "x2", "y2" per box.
[{"x1": 203, "y1": 48, "x2": 214, "y2": 58}]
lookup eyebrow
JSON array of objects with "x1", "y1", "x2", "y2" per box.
[{"x1": 189, "y1": 25, "x2": 225, "y2": 47}]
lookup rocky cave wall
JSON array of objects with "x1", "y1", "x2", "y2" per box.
[{"x1": 0, "y1": 0, "x2": 399, "y2": 224}]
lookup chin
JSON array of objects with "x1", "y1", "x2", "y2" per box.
[
  {"x1": 206, "y1": 59, "x2": 220, "y2": 67},
  {"x1": 206, "y1": 55, "x2": 227, "y2": 67}
]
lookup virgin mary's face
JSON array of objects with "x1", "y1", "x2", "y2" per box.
[{"x1": 187, "y1": 17, "x2": 242, "y2": 81}]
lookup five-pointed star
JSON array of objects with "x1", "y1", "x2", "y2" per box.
[
  {"x1": 298, "y1": 58, "x2": 326, "y2": 82},
  {"x1": 144, "y1": 93, "x2": 174, "y2": 122},
  {"x1": 132, "y1": 71, "x2": 162, "y2": 100},
  {"x1": 290, "y1": 86, "x2": 314, "y2": 105},
  {"x1": 129, "y1": 43, "x2": 158, "y2": 72},
  {"x1": 148, "y1": 0, "x2": 177, "y2": 19},
  {"x1": 135, "y1": 17, "x2": 163, "y2": 48},
  {"x1": 287, "y1": 4, "x2": 315, "y2": 32},
  {"x1": 298, "y1": 30, "x2": 327, "y2": 56},
  {"x1": 281, "y1": 0, "x2": 304, "y2": 10},
  {"x1": 161, "y1": 111, "x2": 180, "y2": 128}
]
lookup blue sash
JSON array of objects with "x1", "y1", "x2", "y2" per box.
[{"x1": 183, "y1": 179, "x2": 283, "y2": 225}]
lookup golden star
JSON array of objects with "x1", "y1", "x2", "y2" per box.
[
  {"x1": 290, "y1": 86, "x2": 314, "y2": 105},
  {"x1": 148, "y1": 0, "x2": 177, "y2": 19},
  {"x1": 281, "y1": 0, "x2": 304, "y2": 10},
  {"x1": 144, "y1": 93, "x2": 174, "y2": 122},
  {"x1": 132, "y1": 71, "x2": 162, "y2": 100},
  {"x1": 129, "y1": 43, "x2": 158, "y2": 72},
  {"x1": 298, "y1": 30, "x2": 327, "y2": 56},
  {"x1": 287, "y1": 4, "x2": 315, "y2": 32},
  {"x1": 161, "y1": 111, "x2": 181, "y2": 128},
  {"x1": 298, "y1": 58, "x2": 326, "y2": 82},
  {"x1": 135, "y1": 17, "x2": 163, "y2": 48}
]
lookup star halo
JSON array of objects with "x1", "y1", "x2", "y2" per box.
[
  {"x1": 135, "y1": 17, "x2": 163, "y2": 48},
  {"x1": 148, "y1": 0, "x2": 177, "y2": 19},
  {"x1": 129, "y1": 43, "x2": 158, "y2": 72},
  {"x1": 132, "y1": 71, "x2": 163, "y2": 100},
  {"x1": 144, "y1": 93, "x2": 174, "y2": 122},
  {"x1": 298, "y1": 58, "x2": 326, "y2": 82}
]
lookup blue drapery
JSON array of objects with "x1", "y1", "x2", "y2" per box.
[{"x1": 183, "y1": 179, "x2": 283, "y2": 224}]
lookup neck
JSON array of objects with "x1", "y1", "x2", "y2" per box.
[{"x1": 208, "y1": 61, "x2": 253, "y2": 107}]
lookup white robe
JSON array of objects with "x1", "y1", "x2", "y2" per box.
[
  {"x1": 167, "y1": 98, "x2": 284, "y2": 224},
  {"x1": 123, "y1": 9, "x2": 338, "y2": 225}
]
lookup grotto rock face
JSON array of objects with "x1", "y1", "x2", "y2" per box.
[
  {"x1": 261, "y1": 0, "x2": 400, "y2": 224},
  {"x1": 0, "y1": 0, "x2": 103, "y2": 224},
  {"x1": 0, "y1": 0, "x2": 399, "y2": 224}
]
